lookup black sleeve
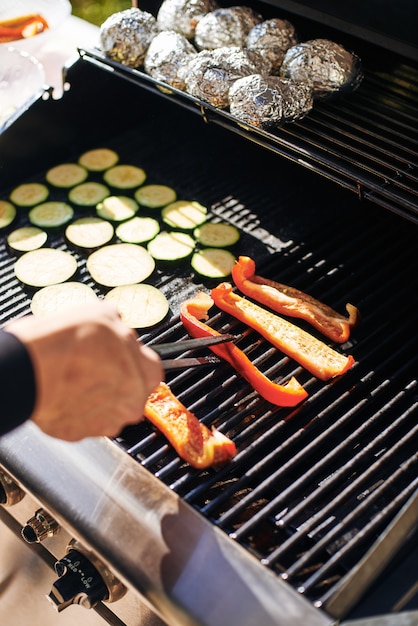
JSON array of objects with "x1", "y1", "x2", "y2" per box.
[{"x1": 0, "y1": 330, "x2": 36, "y2": 437}]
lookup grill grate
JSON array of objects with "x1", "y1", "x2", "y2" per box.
[
  {"x1": 80, "y1": 49, "x2": 418, "y2": 224},
  {"x1": 0, "y1": 56, "x2": 417, "y2": 618}
]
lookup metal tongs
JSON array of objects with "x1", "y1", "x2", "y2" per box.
[{"x1": 150, "y1": 334, "x2": 238, "y2": 370}]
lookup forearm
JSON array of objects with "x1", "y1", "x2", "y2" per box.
[{"x1": 0, "y1": 330, "x2": 36, "y2": 436}]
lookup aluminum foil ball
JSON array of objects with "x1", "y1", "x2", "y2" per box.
[
  {"x1": 144, "y1": 31, "x2": 198, "y2": 90},
  {"x1": 182, "y1": 46, "x2": 271, "y2": 108},
  {"x1": 157, "y1": 0, "x2": 219, "y2": 39},
  {"x1": 246, "y1": 18, "x2": 298, "y2": 74},
  {"x1": 194, "y1": 6, "x2": 263, "y2": 50},
  {"x1": 100, "y1": 8, "x2": 159, "y2": 68},
  {"x1": 280, "y1": 38, "x2": 363, "y2": 97},
  {"x1": 228, "y1": 74, "x2": 313, "y2": 128}
]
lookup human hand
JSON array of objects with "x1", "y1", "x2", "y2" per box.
[{"x1": 5, "y1": 301, "x2": 163, "y2": 441}]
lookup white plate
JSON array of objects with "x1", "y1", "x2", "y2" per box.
[{"x1": 0, "y1": 0, "x2": 71, "y2": 53}]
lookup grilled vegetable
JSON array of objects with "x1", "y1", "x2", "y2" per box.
[
  {"x1": 0, "y1": 200, "x2": 17, "y2": 230},
  {"x1": 191, "y1": 248, "x2": 236, "y2": 278},
  {"x1": 86, "y1": 243, "x2": 155, "y2": 287},
  {"x1": 96, "y1": 195, "x2": 138, "y2": 222},
  {"x1": 103, "y1": 164, "x2": 146, "y2": 189},
  {"x1": 46, "y1": 163, "x2": 88, "y2": 188},
  {"x1": 232, "y1": 256, "x2": 360, "y2": 343},
  {"x1": 78, "y1": 148, "x2": 119, "y2": 171},
  {"x1": 211, "y1": 282, "x2": 355, "y2": 381},
  {"x1": 116, "y1": 216, "x2": 160, "y2": 244},
  {"x1": 180, "y1": 291, "x2": 308, "y2": 406},
  {"x1": 9, "y1": 182, "x2": 49, "y2": 207},
  {"x1": 194, "y1": 222, "x2": 240, "y2": 247},
  {"x1": 7, "y1": 226, "x2": 47, "y2": 252},
  {"x1": 134, "y1": 184, "x2": 177, "y2": 208},
  {"x1": 29, "y1": 201, "x2": 74, "y2": 229},
  {"x1": 147, "y1": 231, "x2": 195, "y2": 262},
  {"x1": 144, "y1": 382, "x2": 237, "y2": 469},
  {"x1": 65, "y1": 217, "x2": 114, "y2": 250},
  {"x1": 104, "y1": 283, "x2": 169, "y2": 328},
  {"x1": 30, "y1": 282, "x2": 98, "y2": 317},
  {"x1": 162, "y1": 200, "x2": 207, "y2": 230},
  {"x1": 68, "y1": 182, "x2": 109, "y2": 206},
  {"x1": 14, "y1": 248, "x2": 78, "y2": 287},
  {"x1": 0, "y1": 14, "x2": 49, "y2": 43}
]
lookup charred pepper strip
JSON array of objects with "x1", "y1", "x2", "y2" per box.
[
  {"x1": 211, "y1": 282, "x2": 355, "y2": 381},
  {"x1": 232, "y1": 256, "x2": 360, "y2": 343},
  {"x1": 144, "y1": 382, "x2": 236, "y2": 469},
  {"x1": 0, "y1": 14, "x2": 49, "y2": 43},
  {"x1": 180, "y1": 291, "x2": 308, "y2": 406}
]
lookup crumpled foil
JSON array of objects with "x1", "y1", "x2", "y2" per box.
[
  {"x1": 144, "y1": 30, "x2": 198, "y2": 90},
  {"x1": 246, "y1": 18, "x2": 298, "y2": 74},
  {"x1": 194, "y1": 6, "x2": 263, "y2": 50},
  {"x1": 182, "y1": 46, "x2": 271, "y2": 108},
  {"x1": 280, "y1": 38, "x2": 363, "y2": 98},
  {"x1": 157, "y1": 0, "x2": 219, "y2": 39},
  {"x1": 228, "y1": 74, "x2": 313, "y2": 128},
  {"x1": 100, "y1": 8, "x2": 159, "y2": 68}
]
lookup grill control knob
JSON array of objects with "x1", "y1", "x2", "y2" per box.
[
  {"x1": 0, "y1": 471, "x2": 25, "y2": 506},
  {"x1": 21, "y1": 508, "x2": 60, "y2": 543},
  {"x1": 48, "y1": 539, "x2": 126, "y2": 612}
]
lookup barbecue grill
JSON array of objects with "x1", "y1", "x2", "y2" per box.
[{"x1": 0, "y1": 1, "x2": 417, "y2": 625}]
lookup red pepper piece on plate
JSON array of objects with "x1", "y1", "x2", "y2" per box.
[
  {"x1": 144, "y1": 382, "x2": 236, "y2": 469},
  {"x1": 180, "y1": 291, "x2": 308, "y2": 406},
  {"x1": 0, "y1": 14, "x2": 49, "y2": 43},
  {"x1": 232, "y1": 256, "x2": 360, "y2": 343},
  {"x1": 211, "y1": 282, "x2": 355, "y2": 381}
]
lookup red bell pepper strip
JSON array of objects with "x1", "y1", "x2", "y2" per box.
[
  {"x1": 144, "y1": 382, "x2": 236, "y2": 469},
  {"x1": 180, "y1": 291, "x2": 308, "y2": 406},
  {"x1": 232, "y1": 256, "x2": 360, "y2": 343},
  {"x1": 211, "y1": 282, "x2": 355, "y2": 381},
  {"x1": 0, "y1": 14, "x2": 49, "y2": 44}
]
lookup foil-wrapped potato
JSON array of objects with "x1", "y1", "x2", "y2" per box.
[
  {"x1": 280, "y1": 38, "x2": 363, "y2": 97},
  {"x1": 182, "y1": 46, "x2": 271, "y2": 108},
  {"x1": 246, "y1": 18, "x2": 298, "y2": 74},
  {"x1": 100, "y1": 8, "x2": 159, "y2": 68},
  {"x1": 144, "y1": 30, "x2": 198, "y2": 90},
  {"x1": 228, "y1": 74, "x2": 313, "y2": 128},
  {"x1": 194, "y1": 6, "x2": 263, "y2": 50},
  {"x1": 157, "y1": 0, "x2": 219, "y2": 39}
]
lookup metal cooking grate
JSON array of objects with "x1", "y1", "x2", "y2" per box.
[
  {"x1": 80, "y1": 49, "x2": 418, "y2": 224},
  {"x1": 0, "y1": 68, "x2": 417, "y2": 617}
]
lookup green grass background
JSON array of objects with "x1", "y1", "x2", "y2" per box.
[{"x1": 70, "y1": 0, "x2": 132, "y2": 26}]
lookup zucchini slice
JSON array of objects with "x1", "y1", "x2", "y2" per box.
[
  {"x1": 65, "y1": 217, "x2": 114, "y2": 250},
  {"x1": 104, "y1": 283, "x2": 169, "y2": 328},
  {"x1": 0, "y1": 200, "x2": 17, "y2": 230},
  {"x1": 29, "y1": 201, "x2": 74, "y2": 229},
  {"x1": 103, "y1": 165, "x2": 147, "y2": 189},
  {"x1": 31, "y1": 282, "x2": 98, "y2": 317},
  {"x1": 194, "y1": 222, "x2": 240, "y2": 247},
  {"x1": 134, "y1": 184, "x2": 177, "y2": 209},
  {"x1": 7, "y1": 226, "x2": 47, "y2": 252},
  {"x1": 86, "y1": 243, "x2": 155, "y2": 287},
  {"x1": 14, "y1": 248, "x2": 78, "y2": 287},
  {"x1": 96, "y1": 195, "x2": 138, "y2": 222},
  {"x1": 191, "y1": 248, "x2": 236, "y2": 279},
  {"x1": 161, "y1": 200, "x2": 207, "y2": 230},
  {"x1": 78, "y1": 148, "x2": 119, "y2": 171},
  {"x1": 68, "y1": 182, "x2": 110, "y2": 206},
  {"x1": 9, "y1": 182, "x2": 49, "y2": 207},
  {"x1": 147, "y1": 231, "x2": 195, "y2": 262},
  {"x1": 46, "y1": 163, "x2": 88, "y2": 188},
  {"x1": 116, "y1": 216, "x2": 160, "y2": 244}
]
